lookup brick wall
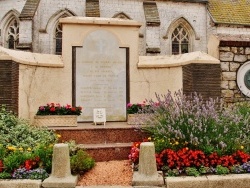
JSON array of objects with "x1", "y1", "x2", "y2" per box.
[
  {"x1": 183, "y1": 63, "x2": 221, "y2": 101},
  {"x1": 0, "y1": 61, "x2": 19, "y2": 114}
]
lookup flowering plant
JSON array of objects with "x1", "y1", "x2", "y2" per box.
[
  {"x1": 127, "y1": 101, "x2": 156, "y2": 114},
  {"x1": 36, "y1": 103, "x2": 82, "y2": 116}
]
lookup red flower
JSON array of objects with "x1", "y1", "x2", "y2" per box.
[
  {"x1": 0, "y1": 160, "x2": 3, "y2": 173},
  {"x1": 50, "y1": 107, "x2": 56, "y2": 112}
]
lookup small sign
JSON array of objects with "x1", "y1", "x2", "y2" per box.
[{"x1": 93, "y1": 108, "x2": 106, "y2": 126}]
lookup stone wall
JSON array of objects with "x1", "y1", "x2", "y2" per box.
[
  {"x1": 219, "y1": 42, "x2": 250, "y2": 103},
  {"x1": 0, "y1": 0, "x2": 208, "y2": 55},
  {"x1": 0, "y1": 0, "x2": 26, "y2": 47}
]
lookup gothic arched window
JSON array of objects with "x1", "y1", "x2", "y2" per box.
[
  {"x1": 55, "y1": 22, "x2": 62, "y2": 55},
  {"x1": 7, "y1": 18, "x2": 19, "y2": 49},
  {"x1": 171, "y1": 25, "x2": 189, "y2": 55}
]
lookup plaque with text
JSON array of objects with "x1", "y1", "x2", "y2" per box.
[{"x1": 75, "y1": 30, "x2": 127, "y2": 121}]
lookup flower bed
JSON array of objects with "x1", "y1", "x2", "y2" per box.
[
  {"x1": 129, "y1": 91, "x2": 250, "y2": 177},
  {"x1": 0, "y1": 106, "x2": 94, "y2": 181}
]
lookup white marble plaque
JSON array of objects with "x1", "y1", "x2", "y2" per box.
[{"x1": 75, "y1": 30, "x2": 127, "y2": 121}]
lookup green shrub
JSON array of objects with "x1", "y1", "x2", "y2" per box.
[
  {"x1": 0, "y1": 172, "x2": 11, "y2": 179},
  {"x1": 216, "y1": 165, "x2": 229, "y2": 175},
  {"x1": 185, "y1": 167, "x2": 200, "y2": 177},
  {"x1": 32, "y1": 144, "x2": 54, "y2": 173},
  {"x1": 3, "y1": 150, "x2": 31, "y2": 172},
  {"x1": 0, "y1": 106, "x2": 58, "y2": 149},
  {"x1": 70, "y1": 149, "x2": 95, "y2": 174}
]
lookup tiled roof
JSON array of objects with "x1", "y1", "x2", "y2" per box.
[
  {"x1": 208, "y1": 0, "x2": 250, "y2": 25},
  {"x1": 162, "y1": 0, "x2": 208, "y2": 2},
  {"x1": 19, "y1": 0, "x2": 40, "y2": 20},
  {"x1": 86, "y1": 0, "x2": 100, "y2": 17}
]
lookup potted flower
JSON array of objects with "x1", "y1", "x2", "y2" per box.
[
  {"x1": 34, "y1": 103, "x2": 83, "y2": 127},
  {"x1": 127, "y1": 102, "x2": 153, "y2": 125}
]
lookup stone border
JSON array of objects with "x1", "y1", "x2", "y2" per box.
[
  {"x1": 165, "y1": 174, "x2": 250, "y2": 188},
  {"x1": 0, "y1": 179, "x2": 42, "y2": 188}
]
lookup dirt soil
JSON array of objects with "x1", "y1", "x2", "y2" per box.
[{"x1": 77, "y1": 160, "x2": 133, "y2": 186}]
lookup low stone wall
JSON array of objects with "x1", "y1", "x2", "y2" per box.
[
  {"x1": 0, "y1": 179, "x2": 41, "y2": 188},
  {"x1": 166, "y1": 174, "x2": 250, "y2": 188}
]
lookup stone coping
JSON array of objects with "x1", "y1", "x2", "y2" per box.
[
  {"x1": 0, "y1": 179, "x2": 42, "y2": 188},
  {"x1": 165, "y1": 174, "x2": 250, "y2": 188},
  {"x1": 138, "y1": 51, "x2": 220, "y2": 68},
  {"x1": 60, "y1": 16, "x2": 142, "y2": 27},
  {"x1": 0, "y1": 46, "x2": 63, "y2": 67},
  {"x1": 1, "y1": 174, "x2": 250, "y2": 188}
]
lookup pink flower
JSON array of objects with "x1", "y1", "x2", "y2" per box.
[
  {"x1": 127, "y1": 103, "x2": 132, "y2": 108},
  {"x1": 39, "y1": 106, "x2": 45, "y2": 111},
  {"x1": 65, "y1": 104, "x2": 71, "y2": 109}
]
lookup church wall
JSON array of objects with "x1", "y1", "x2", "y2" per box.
[
  {"x1": 157, "y1": 1, "x2": 207, "y2": 55},
  {"x1": 0, "y1": 0, "x2": 208, "y2": 55},
  {"x1": 32, "y1": 0, "x2": 85, "y2": 53},
  {"x1": 0, "y1": 0, "x2": 26, "y2": 47}
]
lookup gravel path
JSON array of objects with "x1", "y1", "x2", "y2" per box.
[{"x1": 77, "y1": 160, "x2": 133, "y2": 186}]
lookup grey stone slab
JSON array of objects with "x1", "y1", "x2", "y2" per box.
[{"x1": 75, "y1": 30, "x2": 127, "y2": 122}]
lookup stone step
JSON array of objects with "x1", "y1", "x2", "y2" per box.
[
  {"x1": 54, "y1": 122, "x2": 147, "y2": 144},
  {"x1": 80, "y1": 143, "x2": 132, "y2": 162},
  {"x1": 52, "y1": 122, "x2": 148, "y2": 162}
]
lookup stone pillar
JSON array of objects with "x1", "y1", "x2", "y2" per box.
[
  {"x1": 42, "y1": 143, "x2": 78, "y2": 188},
  {"x1": 132, "y1": 142, "x2": 164, "y2": 186}
]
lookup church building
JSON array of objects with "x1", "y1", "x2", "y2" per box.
[{"x1": 0, "y1": 0, "x2": 250, "y2": 121}]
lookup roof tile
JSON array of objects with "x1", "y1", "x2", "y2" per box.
[
  {"x1": 19, "y1": 0, "x2": 40, "y2": 19},
  {"x1": 208, "y1": 0, "x2": 250, "y2": 25}
]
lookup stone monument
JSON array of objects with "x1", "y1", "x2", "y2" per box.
[{"x1": 75, "y1": 30, "x2": 127, "y2": 122}]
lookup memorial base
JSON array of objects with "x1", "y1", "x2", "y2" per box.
[{"x1": 42, "y1": 175, "x2": 78, "y2": 188}]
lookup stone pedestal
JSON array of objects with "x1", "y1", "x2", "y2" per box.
[
  {"x1": 132, "y1": 142, "x2": 164, "y2": 186},
  {"x1": 42, "y1": 143, "x2": 78, "y2": 188}
]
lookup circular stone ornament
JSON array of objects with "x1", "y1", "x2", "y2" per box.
[{"x1": 237, "y1": 61, "x2": 250, "y2": 97}]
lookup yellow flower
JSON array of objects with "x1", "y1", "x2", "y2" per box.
[
  {"x1": 148, "y1": 137, "x2": 151, "y2": 141},
  {"x1": 7, "y1": 146, "x2": 16, "y2": 151},
  {"x1": 161, "y1": 139, "x2": 165, "y2": 143},
  {"x1": 19, "y1": 147, "x2": 23, "y2": 151},
  {"x1": 57, "y1": 134, "x2": 61, "y2": 138},
  {"x1": 27, "y1": 147, "x2": 32, "y2": 151},
  {"x1": 240, "y1": 145, "x2": 244, "y2": 149},
  {"x1": 175, "y1": 141, "x2": 179, "y2": 145}
]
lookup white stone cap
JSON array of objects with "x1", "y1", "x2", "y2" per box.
[
  {"x1": 0, "y1": 46, "x2": 64, "y2": 67},
  {"x1": 138, "y1": 51, "x2": 220, "y2": 68},
  {"x1": 60, "y1": 16, "x2": 142, "y2": 27}
]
